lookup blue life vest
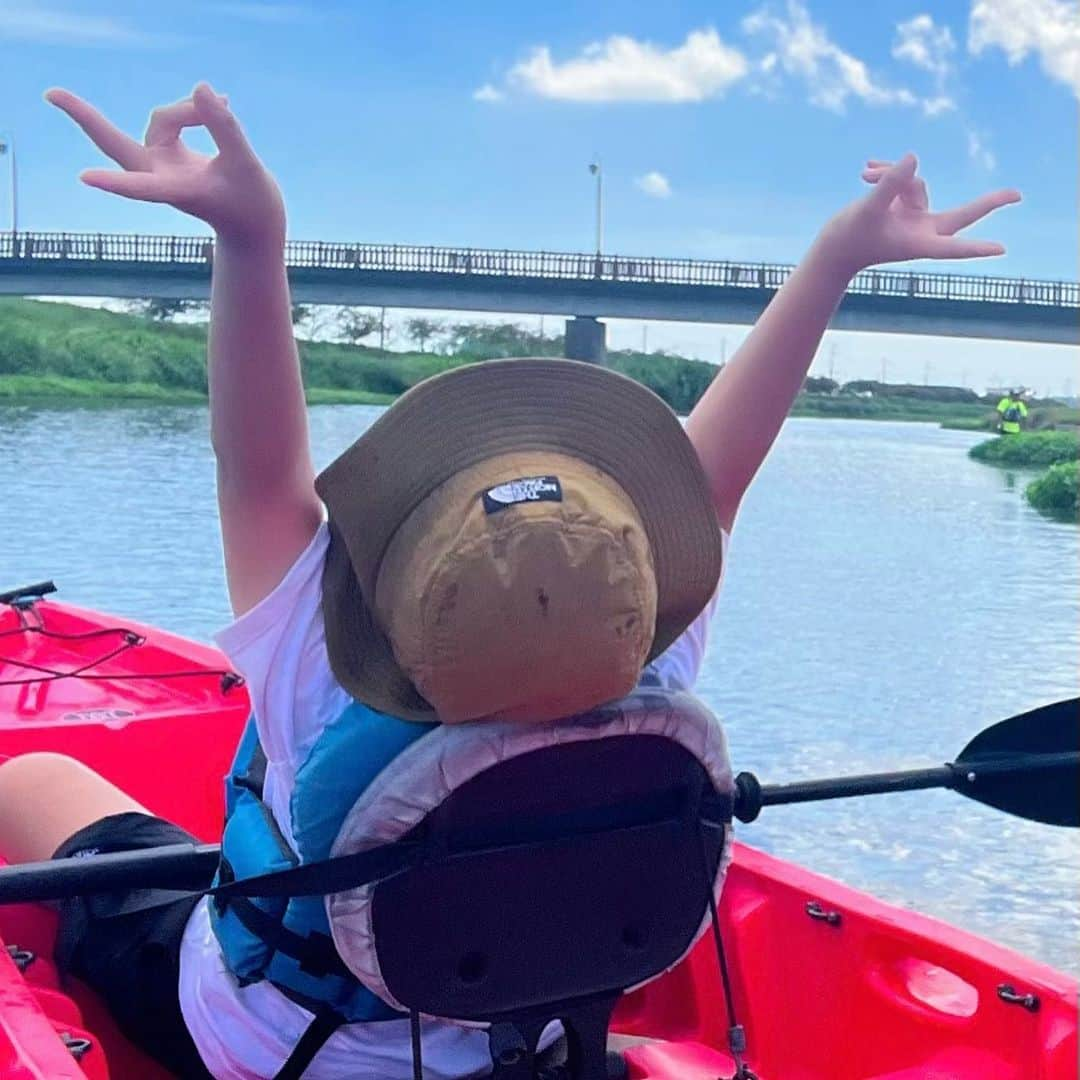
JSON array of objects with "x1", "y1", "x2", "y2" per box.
[{"x1": 210, "y1": 702, "x2": 436, "y2": 1021}]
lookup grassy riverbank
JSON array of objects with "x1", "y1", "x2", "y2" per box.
[
  {"x1": 790, "y1": 395, "x2": 990, "y2": 425},
  {"x1": 2, "y1": 299, "x2": 1074, "y2": 431},
  {"x1": 0, "y1": 298, "x2": 717, "y2": 414}
]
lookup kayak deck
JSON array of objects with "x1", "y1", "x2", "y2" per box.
[
  {"x1": 0, "y1": 598, "x2": 249, "y2": 840},
  {"x1": 0, "y1": 598, "x2": 1075, "y2": 1078},
  {"x1": 0, "y1": 843, "x2": 1074, "y2": 1079}
]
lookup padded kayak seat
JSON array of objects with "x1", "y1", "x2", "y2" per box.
[{"x1": 324, "y1": 690, "x2": 735, "y2": 1080}]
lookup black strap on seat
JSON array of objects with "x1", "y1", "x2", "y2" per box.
[
  {"x1": 207, "y1": 838, "x2": 426, "y2": 904},
  {"x1": 204, "y1": 787, "x2": 731, "y2": 908},
  {"x1": 272, "y1": 1007, "x2": 346, "y2": 1080}
]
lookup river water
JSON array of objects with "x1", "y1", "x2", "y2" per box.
[{"x1": 1, "y1": 404, "x2": 1077, "y2": 974}]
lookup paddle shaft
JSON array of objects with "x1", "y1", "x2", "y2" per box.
[
  {"x1": 0, "y1": 842, "x2": 220, "y2": 903},
  {"x1": 0, "y1": 750, "x2": 1073, "y2": 902},
  {"x1": 734, "y1": 751, "x2": 1078, "y2": 822}
]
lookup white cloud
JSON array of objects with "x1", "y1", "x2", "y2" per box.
[
  {"x1": 0, "y1": 2, "x2": 176, "y2": 45},
  {"x1": 743, "y1": 1, "x2": 917, "y2": 111},
  {"x1": 472, "y1": 83, "x2": 505, "y2": 103},
  {"x1": 893, "y1": 14, "x2": 956, "y2": 78},
  {"x1": 921, "y1": 94, "x2": 958, "y2": 116},
  {"x1": 636, "y1": 172, "x2": 672, "y2": 198},
  {"x1": 505, "y1": 29, "x2": 749, "y2": 103},
  {"x1": 967, "y1": 129, "x2": 997, "y2": 170},
  {"x1": 892, "y1": 15, "x2": 958, "y2": 114},
  {"x1": 969, "y1": 0, "x2": 1080, "y2": 96}
]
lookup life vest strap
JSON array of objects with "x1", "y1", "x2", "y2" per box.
[
  {"x1": 226, "y1": 894, "x2": 354, "y2": 980},
  {"x1": 272, "y1": 1006, "x2": 346, "y2": 1080}
]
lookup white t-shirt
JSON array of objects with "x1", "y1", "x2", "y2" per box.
[{"x1": 179, "y1": 523, "x2": 727, "y2": 1079}]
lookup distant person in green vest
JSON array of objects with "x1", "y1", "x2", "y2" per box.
[{"x1": 997, "y1": 389, "x2": 1028, "y2": 434}]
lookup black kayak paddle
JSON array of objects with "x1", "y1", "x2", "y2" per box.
[
  {"x1": 0, "y1": 697, "x2": 1074, "y2": 904},
  {"x1": 734, "y1": 696, "x2": 1078, "y2": 827}
]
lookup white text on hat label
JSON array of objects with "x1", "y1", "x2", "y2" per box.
[{"x1": 482, "y1": 476, "x2": 563, "y2": 514}]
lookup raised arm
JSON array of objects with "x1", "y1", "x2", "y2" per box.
[
  {"x1": 687, "y1": 155, "x2": 1020, "y2": 532},
  {"x1": 47, "y1": 85, "x2": 322, "y2": 615}
]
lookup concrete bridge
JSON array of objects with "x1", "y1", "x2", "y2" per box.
[{"x1": 1, "y1": 232, "x2": 1076, "y2": 359}]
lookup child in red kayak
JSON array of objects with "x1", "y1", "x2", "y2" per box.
[{"x1": 0, "y1": 84, "x2": 1017, "y2": 1079}]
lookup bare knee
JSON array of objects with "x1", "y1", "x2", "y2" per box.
[
  {"x1": 0, "y1": 752, "x2": 89, "y2": 808},
  {"x1": 0, "y1": 753, "x2": 147, "y2": 864}
]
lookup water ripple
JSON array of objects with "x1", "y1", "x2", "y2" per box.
[{"x1": 1, "y1": 408, "x2": 1076, "y2": 972}]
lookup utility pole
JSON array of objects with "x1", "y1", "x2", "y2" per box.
[
  {"x1": 588, "y1": 161, "x2": 603, "y2": 256},
  {"x1": 0, "y1": 134, "x2": 17, "y2": 235},
  {"x1": 827, "y1": 343, "x2": 837, "y2": 381},
  {"x1": 642, "y1": 324, "x2": 648, "y2": 354},
  {"x1": 379, "y1": 307, "x2": 387, "y2": 354},
  {"x1": 720, "y1": 337, "x2": 728, "y2": 366}
]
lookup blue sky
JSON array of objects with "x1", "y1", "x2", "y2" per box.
[{"x1": 1, "y1": 0, "x2": 1077, "y2": 391}]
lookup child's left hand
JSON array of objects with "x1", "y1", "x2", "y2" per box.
[{"x1": 815, "y1": 153, "x2": 1021, "y2": 277}]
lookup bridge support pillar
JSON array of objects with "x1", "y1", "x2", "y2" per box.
[{"x1": 564, "y1": 316, "x2": 606, "y2": 364}]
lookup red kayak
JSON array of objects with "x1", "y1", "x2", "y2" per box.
[{"x1": 0, "y1": 589, "x2": 1075, "y2": 1079}]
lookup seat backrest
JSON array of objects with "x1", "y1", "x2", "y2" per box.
[
  {"x1": 379, "y1": 734, "x2": 727, "y2": 1019},
  {"x1": 326, "y1": 689, "x2": 733, "y2": 1027}
]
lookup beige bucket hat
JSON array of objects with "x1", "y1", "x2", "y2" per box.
[{"x1": 315, "y1": 358, "x2": 722, "y2": 724}]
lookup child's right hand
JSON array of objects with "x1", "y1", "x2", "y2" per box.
[{"x1": 46, "y1": 83, "x2": 285, "y2": 251}]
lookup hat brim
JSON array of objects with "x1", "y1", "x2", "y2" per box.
[{"x1": 316, "y1": 358, "x2": 722, "y2": 720}]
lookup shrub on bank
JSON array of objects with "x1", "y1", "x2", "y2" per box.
[
  {"x1": 792, "y1": 394, "x2": 987, "y2": 424},
  {"x1": 842, "y1": 380, "x2": 980, "y2": 404},
  {"x1": 969, "y1": 430, "x2": 1080, "y2": 468},
  {"x1": 1025, "y1": 461, "x2": 1079, "y2": 522},
  {"x1": 606, "y1": 350, "x2": 718, "y2": 415}
]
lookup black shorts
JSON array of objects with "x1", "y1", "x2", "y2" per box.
[{"x1": 53, "y1": 812, "x2": 214, "y2": 1078}]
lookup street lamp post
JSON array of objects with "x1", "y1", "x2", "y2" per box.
[
  {"x1": 0, "y1": 134, "x2": 17, "y2": 235},
  {"x1": 588, "y1": 161, "x2": 603, "y2": 256}
]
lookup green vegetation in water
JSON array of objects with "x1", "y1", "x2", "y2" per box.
[
  {"x1": 969, "y1": 430, "x2": 1080, "y2": 468},
  {"x1": 1025, "y1": 461, "x2": 1079, "y2": 522}
]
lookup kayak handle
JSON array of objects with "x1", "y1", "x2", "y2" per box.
[
  {"x1": 997, "y1": 984, "x2": 1040, "y2": 1012},
  {"x1": 0, "y1": 581, "x2": 56, "y2": 607},
  {"x1": 805, "y1": 901, "x2": 842, "y2": 926}
]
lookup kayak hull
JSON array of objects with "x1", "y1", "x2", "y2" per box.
[{"x1": 0, "y1": 598, "x2": 1076, "y2": 1079}]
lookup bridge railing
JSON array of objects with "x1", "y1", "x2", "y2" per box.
[{"x1": 1, "y1": 231, "x2": 1076, "y2": 308}]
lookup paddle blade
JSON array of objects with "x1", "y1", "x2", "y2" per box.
[{"x1": 955, "y1": 698, "x2": 1079, "y2": 826}]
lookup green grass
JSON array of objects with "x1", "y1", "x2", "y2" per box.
[
  {"x1": 791, "y1": 395, "x2": 990, "y2": 425},
  {"x1": 1026, "y1": 461, "x2": 1079, "y2": 522},
  {"x1": 3, "y1": 298, "x2": 1076, "y2": 429},
  {"x1": 969, "y1": 430, "x2": 1080, "y2": 468},
  {"x1": 940, "y1": 416, "x2": 996, "y2": 431},
  {"x1": 0, "y1": 374, "x2": 205, "y2": 402},
  {"x1": 303, "y1": 387, "x2": 397, "y2": 405},
  {"x1": 0, "y1": 298, "x2": 723, "y2": 414}
]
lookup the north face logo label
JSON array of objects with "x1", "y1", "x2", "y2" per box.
[{"x1": 482, "y1": 476, "x2": 563, "y2": 514}]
